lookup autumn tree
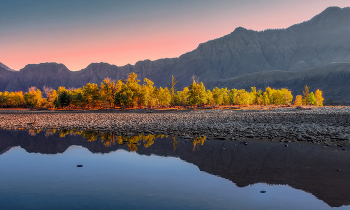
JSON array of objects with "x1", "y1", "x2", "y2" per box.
[
  {"x1": 212, "y1": 87, "x2": 224, "y2": 105},
  {"x1": 281, "y1": 88, "x2": 293, "y2": 105},
  {"x1": 168, "y1": 75, "x2": 178, "y2": 106},
  {"x1": 43, "y1": 86, "x2": 53, "y2": 98},
  {"x1": 229, "y1": 89, "x2": 238, "y2": 105},
  {"x1": 237, "y1": 89, "x2": 251, "y2": 106},
  {"x1": 0, "y1": 92, "x2": 5, "y2": 107},
  {"x1": 100, "y1": 78, "x2": 117, "y2": 108},
  {"x1": 206, "y1": 90, "x2": 214, "y2": 105},
  {"x1": 13, "y1": 91, "x2": 25, "y2": 108},
  {"x1": 24, "y1": 87, "x2": 42, "y2": 109},
  {"x1": 250, "y1": 87, "x2": 257, "y2": 105},
  {"x1": 187, "y1": 79, "x2": 207, "y2": 105},
  {"x1": 115, "y1": 73, "x2": 141, "y2": 107},
  {"x1": 141, "y1": 78, "x2": 156, "y2": 107},
  {"x1": 263, "y1": 87, "x2": 272, "y2": 105},
  {"x1": 157, "y1": 87, "x2": 171, "y2": 106},
  {"x1": 177, "y1": 87, "x2": 189, "y2": 106},
  {"x1": 83, "y1": 83, "x2": 101, "y2": 109},
  {"x1": 70, "y1": 88, "x2": 83, "y2": 108},
  {"x1": 303, "y1": 85, "x2": 310, "y2": 105},
  {"x1": 46, "y1": 89, "x2": 58, "y2": 108},
  {"x1": 255, "y1": 89, "x2": 264, "y2": 105},
  {"x1": 314, "y1": 89, "x2": 324, "y2": 106},
  {"x1": 1, "y1": 91, "x2": 24, "y2": 108},
  {"x1": 294, "y1": 95, "x2": 303, "y2": 106}
]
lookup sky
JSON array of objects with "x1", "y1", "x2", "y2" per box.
[{"x1": 0, "y1": 0, "x2": 349, "y2": 71}]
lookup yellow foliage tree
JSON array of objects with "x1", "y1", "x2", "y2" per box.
[
  {"x1": 294, "y1": 95, "x2": 303, "y2": 106},
  {"x1": 314, "y1": 89, "x2": 324, "y2": 106},
  {"x1": 24, "y1": 87, "x2": 42, "y2": 109}
]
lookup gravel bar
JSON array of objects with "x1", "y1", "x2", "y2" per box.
[{"x1": 1, "y1": 107, "x2": 350, "y2": 146}]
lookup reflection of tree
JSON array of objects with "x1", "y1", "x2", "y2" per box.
[
  {"x1": 142, "y1": 134, "x2": 156, "y2": 148},
  {"x1": 44, "y1": 129, "x2": 55, "y2": 137},
  {"x1": 172, "y1": 136, "x2": 180, "y2": 151},
  {"x1": 59, "y1": 130, "x2": 69, "y2": 138},
  {"x1": 28, "y1": 129, "x2": 37, "y2": 136},
  {"x1": 82, "y1": 130, "x2": 99, "y2": 142},
  {"x1": 100, "y1": 132, "x2": 116, "y2": 147},
  {"x1": 49, "y1": 129, "x2": 206, "y2": 151},
  {"x1": 192, "y1": 136, "x2": 206, "y2": 151}
]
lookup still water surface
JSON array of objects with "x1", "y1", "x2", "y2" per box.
[{"x1": 1, "y1": 130, "x2": 350, "y2": 210}]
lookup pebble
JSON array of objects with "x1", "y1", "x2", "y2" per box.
[{"x1": 0, "y1": 107, "x2": 349, "y2": 146}]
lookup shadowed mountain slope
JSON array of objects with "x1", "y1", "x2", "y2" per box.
[
  {"x1": 0, "y1": 62, "x2": 15, "y2": 71},
  {"x1": 206, "y1": 63, "x2": 350, "y2": 105},
  {"x1": 1, "y1": 7, "x2": 350, "y2": 102}
]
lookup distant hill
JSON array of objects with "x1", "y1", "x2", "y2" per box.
[{"x1": 1, "y1": 6, "x2": 350, "y2": 103}]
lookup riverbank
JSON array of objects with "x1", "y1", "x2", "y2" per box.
[{"x1": 0, "y1": 107, "x2": 349, "y2": 146}]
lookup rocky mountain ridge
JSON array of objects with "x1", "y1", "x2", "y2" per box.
[{"x1": 1, "y1": 6, "x2": 350, "y2": 103}]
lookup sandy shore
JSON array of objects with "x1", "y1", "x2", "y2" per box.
[{"x1": 0, "y1": 107, "x2": 349, "y2": 145}]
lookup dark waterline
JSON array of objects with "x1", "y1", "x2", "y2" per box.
[{"x1": 1, "y1": 130, "x2": 350, "y2": 210}]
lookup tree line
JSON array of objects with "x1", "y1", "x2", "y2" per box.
[{"x1": 0, "y1": 73, "x2": 324, "y2": 109}]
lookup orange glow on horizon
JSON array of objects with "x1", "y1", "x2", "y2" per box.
[{"x1": 1, "y1": 1, "x2": 349, "y2": 71}]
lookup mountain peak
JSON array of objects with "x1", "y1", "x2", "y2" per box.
[
  {"x1": 0, "y1": 62, "x2": 16, "y2": 71},
  {"x1": 306, "y1": 6, "x2": 350, "y2": 27}
]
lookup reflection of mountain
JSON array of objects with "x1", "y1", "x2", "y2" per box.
[{"x1": 1, "y1": 130, "x2": 350, "y2": 207}]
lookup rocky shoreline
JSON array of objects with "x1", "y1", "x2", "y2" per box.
[{"x1": 0, "y1": 107, "x2": 350, "y2": 146}]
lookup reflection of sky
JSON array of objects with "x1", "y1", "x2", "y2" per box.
[
  {"x1": 0, "y1": 147, "x2": 347, "y2": 210},
  {"x1": 0, "y1": 0, "x2": 349, "y2": 70}
]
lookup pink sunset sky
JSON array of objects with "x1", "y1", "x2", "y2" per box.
[{"x1": 0, "y1": 0, "x2": 349, "y2": 71}]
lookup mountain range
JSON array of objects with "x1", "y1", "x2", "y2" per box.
[{"x1": 1, "y1": 6, "x2": 350, "y2": 104}]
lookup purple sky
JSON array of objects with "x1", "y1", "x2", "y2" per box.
[{"x1": 0, "y1": 0, "x2": 349, "y2": 70}]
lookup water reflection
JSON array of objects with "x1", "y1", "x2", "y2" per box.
[
  {"x1": 1, "y1": 130, "x2": 350, "y2": 208},
  {"x1": 27, "y1": 129, "x2": 206, "y2": 152}
]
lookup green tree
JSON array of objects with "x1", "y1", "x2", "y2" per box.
[
  {"x1": 308, "y1": 92, "x2": 316, "y2": 105},
  {"x1": 58, "y1": 90, "x2": 72, "y2": 108}
]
